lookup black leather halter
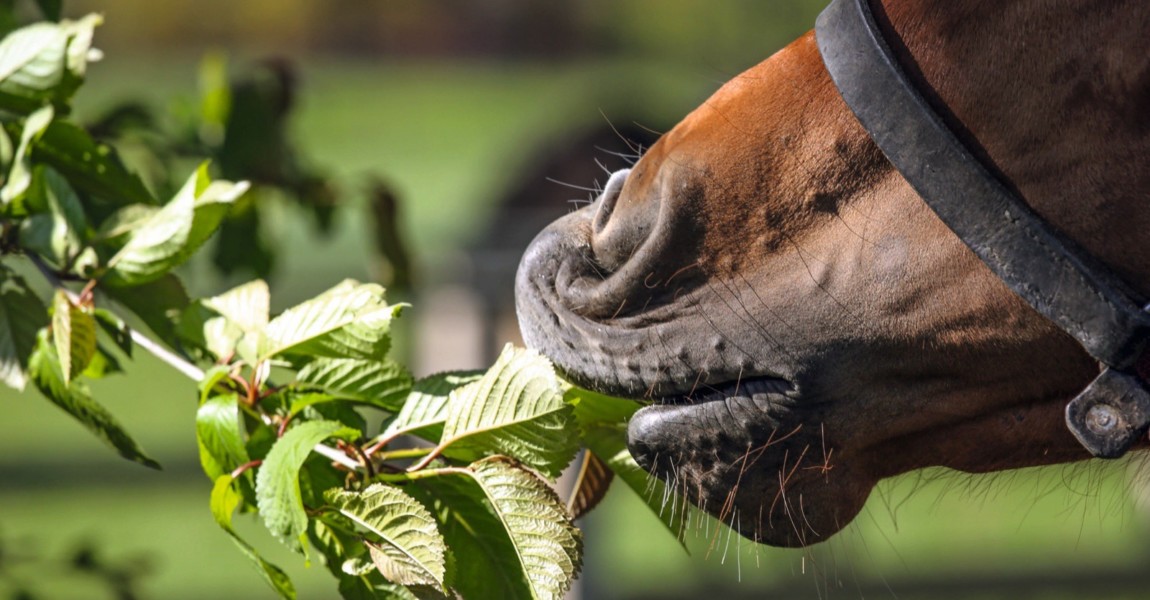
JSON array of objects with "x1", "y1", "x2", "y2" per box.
[{"x1": 815, "y1": 0, "x2": 1150, "y2": 458}]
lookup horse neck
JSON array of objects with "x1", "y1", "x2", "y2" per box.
[{"x1": 877, "y1": 0, "x2": 1150, "y2": 297}]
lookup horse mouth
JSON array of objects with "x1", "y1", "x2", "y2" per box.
[{"x1": 649, "y1": 375, "x2": 795, "y2": 406}]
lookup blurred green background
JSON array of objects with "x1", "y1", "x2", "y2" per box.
[{"x1": 2, "y1": 1, "x2": 1150, "y2": 598}]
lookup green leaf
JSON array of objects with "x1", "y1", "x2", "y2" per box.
[
  {"x1": 180, "y1": 279, "x2": 269, "y2": 361},
  {"x1": 211, "y1": 475, "x2": 297, "y2": 600},
  {"x1": 262, "y1": 280, "x2": 401, "y2": 363},
  {"x1": 434, "y1": 345, "x2": 578, "y2": 479},
  {"x1": 1, "y1": 104, "x2": 53, "y2": 210},
  {"x1": 0, "y1": 14, "x2": 101, "y2": 114},
  {"x1": 205, "y1": 278, "x2": 269, "y2": 331},
  {"x1": 256, "y1": 420, "x2": 358, "y2": 554},
  {"x1": 197, "y1": 393, "x2": 251, "y2": 481},
  {"x1": 27, "y1": 329, "x2": 159, "y2": 468},
  {"x1": 101, "y1": 272, "x2": 188, "y2": 342},
  {"x1": 379, "y1": 371, "x2": 482, "y2": 444},
  {"x1": 102, "y1": 165, "x2": 194, "y2": 284},
  {"x1": 19, "y1": 166, "x2": 87, "y2": 267},
  {"x1": 0, "y1": 268, "x2": 49, "y2": 390},
  {"x1": 50, "y1": 290, "x2": 95, "y2": 385},
  {"x1": 32, "y1": 119, "x2": 154, "y2": 207},
  {"x1": 415, "y1": 458, "x2": 581, "y2": 600},
  {"x1": 325, "y1": 484, "x2": 447, "y2": 588},
  {"x1": 296, "y1": 358, "x2": 412, "y2": 413},
  {"x1": 568, "y1": 386, "x2": 688, "y2": 546},
  {"x1": 92, "y1": 307, "x2": 131, "y2": 356},
  {"x1": 80, "y1": 343, "x2": 122, "y2": 379},
  {"x1": 103, "y1": 164, "x2": 245, "y2": 286}
]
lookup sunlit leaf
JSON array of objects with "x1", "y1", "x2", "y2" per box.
[
  {"x1": 377, "y1": 371, "x2": 482, "y2": 445},
  {"x1": 434, "y1": 345, "x2": 578, "y2": 479},
  {"x1": 262, "y1": 280, "x2": 400, "y2": 363},
  {"x1": 0, "y1": 14, "x2": 101, "y2": 113},
  {"x1": 413, "y1": 457, "x2": 581, "y2": 600},
  {"x1": 27, "y1": 329, "x2": 158, "y2": 468},
  {"x1": 0, "y1": 268, "x2": 49, "y2": 391},
  {"x1": 211, "y1": 475, "x2": 296, "y2": 600},
  {"x1": 256, "y1": 420, "x2": 358, "y2": 554},
  {"x1": 104, "y1": 164, "x2": 245, "y2": 286},
  {"x1": 325, "y1": 484, "x2": 447, "y2": 588},
  {"x1": 50, "y1": 289, "x2": 95, "y2": 385},
  {"x1": 296, "y1": 358, "x2": 412, "y2": 413}
]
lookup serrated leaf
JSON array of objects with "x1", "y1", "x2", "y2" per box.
[
  {"x1": 0, "y1": 268, "x2": 49, "y2": 390},
  {"x1": 379, "y1": 371, "x2": 482, "y2": 444},
  {"x1": 256, "y1": 420, "x2": 359, "y2": 555},
  {"x1": 434, "y1": 345, "x2": 578, "y2": 479},
  {"x1": 1, "y1": 104, "x2": 53, "y2": 209},
  {"x1": 211, "y1": 475, "x2": 296, "y2": 600},
  {"x1": 568, "y1": 386, "x2": 687, "y2": 546},
  {"x1": 197, "y1": 393, "x2": 250, "y2": 481},
  {"x1": 567, "y1": 450, "x2": 613, "y2": 520},
  {"x1": 27, "y1": 329, "x2": 159, "y2": 468},
  {"x1": 51, "y1": 290, "x2": 95, "y2": 385},
  {"x1": 262, "y1": 280, "x2": 400, "y2": 363},
  {"x1": 415, "y1": 458, "x2": 581, "y2": 600},
  {"x1": 325, "y1": 484, "x2": 447, "y2": 588},
  {"x1": 296, "y1": 358, "x2": 412, "y2": 413}
]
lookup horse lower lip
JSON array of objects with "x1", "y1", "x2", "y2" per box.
[{"x1": 658, "y1": 375, "x2": 794, "y2": 405}]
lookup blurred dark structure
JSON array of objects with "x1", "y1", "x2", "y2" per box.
[{"x1": 67, "y1": 0, "x2": 827, "y2": 66}]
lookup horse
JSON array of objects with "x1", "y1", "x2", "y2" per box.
[{"x1": 515, "y1": 0, "x2": 1150, "y2": 548}]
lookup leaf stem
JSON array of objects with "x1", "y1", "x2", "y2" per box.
[
  {"x1": 230, "y1": 459, "x2": 262, "y2": 479},
  {"x1": 376, "y1": 447, "x2": 433, "y2": 461},
  {"x1": 408, "y1": 447, "x2": 444, "y2": 472}
]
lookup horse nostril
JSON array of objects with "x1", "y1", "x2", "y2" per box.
[
  {"x1": 591, "y1": 167, "x2": 661, "y2": 273},
  {"x1": 592, "y1": 168, "x2": 631, "y2": 236}
]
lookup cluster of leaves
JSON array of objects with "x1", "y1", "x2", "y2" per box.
[{"x1": 0, "y1": 7, "x2": 685, "y2": 600}]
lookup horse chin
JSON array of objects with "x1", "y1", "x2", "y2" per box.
[{"x1": 625, "y1": 378, "x2": 875, "y2": 548}]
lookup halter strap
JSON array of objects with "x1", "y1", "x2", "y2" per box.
[{"x1": 815, "y1": 0, "x2": 1150, "y2": 457}]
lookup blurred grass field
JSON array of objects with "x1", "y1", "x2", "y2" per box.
[{"x1": 3, "y1": 53, "x2": 1150, "y2": 599}]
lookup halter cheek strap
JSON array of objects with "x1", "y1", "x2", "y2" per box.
[{"x1": 815, "y1": 0, "x2": 1150, "y2": 458}]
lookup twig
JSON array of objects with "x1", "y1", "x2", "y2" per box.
[{"x1": 128, "y1": 328, "x2": 205, "y2": 381}]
